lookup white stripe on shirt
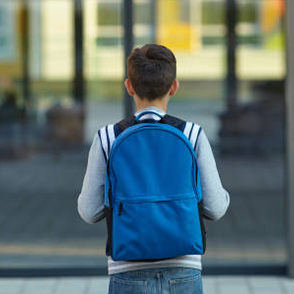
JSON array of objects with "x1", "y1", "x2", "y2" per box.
[
  {"x1": 183, "y1": 122, "x2": 193, "y2": 138},
  {"x1": 100, "y1": 126, "x2": 109, "y2": 160},
  {"x1": 190, "y1": 124, "x2": 201, "y2": 149},
  {"x1": 107, "y1": 124, "x2": 116, "y2": 151}
]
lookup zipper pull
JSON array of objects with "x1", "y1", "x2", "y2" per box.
[{"x1": 118, "y1": 202, "x2": 123, "y2": 216}]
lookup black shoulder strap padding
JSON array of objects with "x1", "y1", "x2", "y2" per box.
[
  {"x1": 116, "y1": 115, "x2": 136, "y2": 132},
  {"x1": 116, "y1": 114, "x2": 186, "y2": 134},
  {"x1": 160, "y1": 114, "x2": 186, "y2": 130}
]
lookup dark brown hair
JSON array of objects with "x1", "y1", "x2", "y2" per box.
[{"x1": 127, "y1": 44, "x2": 176, "y2": 101}]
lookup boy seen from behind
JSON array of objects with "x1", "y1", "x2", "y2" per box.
[{"x1": 78, "y1": 44, "x2": 230, "y2": 294}]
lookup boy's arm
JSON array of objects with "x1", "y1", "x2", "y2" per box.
[
  {"x1": 77, "y1": 132, "x2": 106, "y2": 224},
  {"x1": 195, "y1": 129, "x2": 230, "y2": 221}
]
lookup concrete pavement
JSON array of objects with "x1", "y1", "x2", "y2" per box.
[{"x1": 1, "y1": 276, "x2": 294, "y2": 294}]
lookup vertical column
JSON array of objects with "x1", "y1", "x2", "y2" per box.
[
  {"x1": 123, "y1": 0, "x2": 134, "y2": 117},
  {"x1": 225, "y1": 0, "x2": 238, "y2": 111},
  {"x1": 286, "y1": 0, "x2": 294, "y2": 278},
  {"x1": 73, "y1": 0, "x2": 84, "y2": 103},
  {"x1": 29, "y1": 1, "x2": 42, "y2": 80},
  {"x1": 150, "y1": 0, "x2": 157, "y2": 43},
  {"x1": 20, "y1": 0, "x2": 30, "y2": 115}
]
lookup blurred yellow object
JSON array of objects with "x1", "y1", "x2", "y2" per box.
[
  {"x1": 157, "y1": 23, "x2": 200, "y2": 51},
  {"x1": 261, "y1": 0, "x2": 284, "y2": 33},
  {"x1": 157, "y1": 0, "x2": 179, "y2": 25},
  {"x1": 156, "y1": 0, "x2": 200, "y2": 51}
]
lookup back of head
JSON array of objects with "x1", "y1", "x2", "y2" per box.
[{"x1": 127, "y1": 44, "x2": 176, "y2": 101}]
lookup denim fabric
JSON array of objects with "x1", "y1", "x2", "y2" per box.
[{"x1": 108, "y1": 267, "x2": 203, "y2": 294}]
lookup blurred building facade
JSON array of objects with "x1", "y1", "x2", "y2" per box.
[{"x1": 0, "y1": 0, "x2": 285, "y2": 100}]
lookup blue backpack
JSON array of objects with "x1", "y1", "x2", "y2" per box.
[{"x1": 101, "y1": 111, "x2": 206, "y2": 261}]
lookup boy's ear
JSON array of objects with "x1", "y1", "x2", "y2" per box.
[
  {"x1": 124, "y1": 78, "x2": 136, "y2": 97},
  {"x1": 169, "y1": 79, "x2": 179, "y2": 96}
]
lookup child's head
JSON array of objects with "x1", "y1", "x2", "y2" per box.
[{"x1": 125, "y1": 44, "x2": 178, "y2": 102}]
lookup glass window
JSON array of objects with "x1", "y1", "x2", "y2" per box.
[
  {"x1": 237, "y1": 0, "x2": 285, "y2": 84},
  {"x1": 0, "y1": 0, "x2": 286, "y2": 272}
]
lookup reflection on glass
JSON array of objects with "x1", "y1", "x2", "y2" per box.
[
  {"x1": 237, "y1": 0, "x2": 285, "y2": 81},
  {"x1": 0, "y1": 0, "x2": 286, "y2": 271}
]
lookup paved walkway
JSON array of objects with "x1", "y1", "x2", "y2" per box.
[{"x1": 0, "y1": 276, "x2": 294, "y2": 294}]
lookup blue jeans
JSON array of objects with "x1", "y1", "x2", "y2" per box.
[{"x1": 108, "y1": 267, "x2": 203, "y2": 294}]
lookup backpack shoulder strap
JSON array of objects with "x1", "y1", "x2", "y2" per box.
[
  {"x1": 98, "y1": 115, "x2": 137, "y2": 160},
  {"x1": 111, "y1": 114, "x2": 202, "y2": 153},
  {"x1": 161, "y1": 114, "x2": 202, "y2": 150},
  {"x1": 115, "y1": 115, "x2": 136, "y2": 135},
  {"x1": 159, "y1": 114, "x2": 186, "y2": 131},
  {"x1": 116, "y1": 114, "x2": 185, "y2": 134}
]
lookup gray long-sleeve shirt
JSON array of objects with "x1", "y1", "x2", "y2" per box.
[{"x1": 78, "y1": 107, "x2": 230, "y2": 275}]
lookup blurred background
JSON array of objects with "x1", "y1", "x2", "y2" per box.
[{"x1": 0, "y1": 0, "x2": 287, "y2": 274}]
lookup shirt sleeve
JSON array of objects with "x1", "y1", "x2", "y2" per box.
[
  {"x1": 195, "y1": 129, "x2": 230, "y2": 221},
  {"x1": 77, "y1": 132, "x2": 106, "y2": 224}
]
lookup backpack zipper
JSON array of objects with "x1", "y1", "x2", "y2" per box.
[{"x1": 118, "y1": 202, "x2": 123, "y2": 216}]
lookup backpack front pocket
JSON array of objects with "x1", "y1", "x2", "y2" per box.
[{"x1": 111, "y1": 195, "x2": 204, "y2": 261}]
